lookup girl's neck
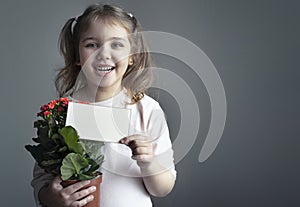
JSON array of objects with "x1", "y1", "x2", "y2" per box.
[
  {"x1": 75, "y1": 84, "x2": 122, "y2": 103},
  {"x1": 95, "y1": 86, "x2": 122, "y2": 102}
]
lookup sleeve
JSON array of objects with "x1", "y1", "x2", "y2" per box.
[
  {"x1": 146, "y1": 104, "x2": 177, "y2": 178},
  {"x1": 31, "y1": 163, "x2": 54, "y2": 207}
]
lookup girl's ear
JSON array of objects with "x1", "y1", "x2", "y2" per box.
[{"x1": 128, "y1": 57, "x2": 134, "y2": 66}]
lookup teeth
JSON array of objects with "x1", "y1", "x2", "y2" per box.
[{"x1": 96, "y1": 66, "x2": 114, "y2": 71}]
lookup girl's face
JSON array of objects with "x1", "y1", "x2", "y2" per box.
[{"x1": 78, "y1": 19, "x2": 132, "y2": 93}]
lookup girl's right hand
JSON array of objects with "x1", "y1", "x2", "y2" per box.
[{"x1": 39, "y1": 176, "x2": 96, "y2": 207}]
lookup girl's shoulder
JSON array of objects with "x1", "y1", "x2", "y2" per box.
[
  {"x1": 141, "y1": 93, "x2": 159, "y2": 104},
  {"x1": 138, "y1": 94, "x2": 162, "y2": 111}
]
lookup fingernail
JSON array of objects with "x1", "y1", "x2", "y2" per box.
[
  {"x1": 85, "y1": 180, "x2": 91, "y2": 185},
  {"x1": 90, "y1": 186, "x2": 96, "y2": 192},
  {"x1": 88, "y1": 195, "x2": 94, "y2": 201}
]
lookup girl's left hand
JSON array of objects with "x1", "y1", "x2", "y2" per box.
[{"x1": 119, "y1": 135, "x2": 154, "y2": 164}]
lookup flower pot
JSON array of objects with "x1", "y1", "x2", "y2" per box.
[{"x1": 61, "y1": 174, "x2": 102, "y2": 207}]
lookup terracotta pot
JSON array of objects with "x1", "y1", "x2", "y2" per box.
[{"x1": 61, "y1": 174, "x2": 102, "y2": 207}]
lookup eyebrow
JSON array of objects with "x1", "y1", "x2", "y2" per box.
[{"x1": 81, "y1": 36, "x2": 127, "y2": 42}]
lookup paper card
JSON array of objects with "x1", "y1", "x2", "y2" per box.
[{"x1": 65, "y1": 101, "x2": 131, "y2": 142}]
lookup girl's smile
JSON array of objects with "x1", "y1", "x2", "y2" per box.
[
  {"x1": 78, "y1": 19, "x2": 132, "y2": 92},
  {"x1": 93, "y1": 64, "x2": 116, "y2": 76}
]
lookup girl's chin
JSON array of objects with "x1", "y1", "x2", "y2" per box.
[{"x1": 88, "y1": 79, "x2": 120, "y2": 89}]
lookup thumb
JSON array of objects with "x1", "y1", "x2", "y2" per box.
[
  {"x1": 51, "y1": 175, "x2": 63, "y2": 190},
  {"x1": 119, "y1": 137, "x2": 131, "y2": 145},
  {"x1": 53, "y1": 175, "x2": 62, "y2": 183}
]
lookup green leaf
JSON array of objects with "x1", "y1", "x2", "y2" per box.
[
  {"x1": 85, "y1": 163, "x2": 100, "y2": 175},
  {"x1": 78, "y1": 174, "x2": 95, "y2": 180},
  {"x1": 95, "y1": 154, "x2": 105, "y2": 166},
  {"x1": 32, "y1": 137, "x2": 40, "y2": 143},
  {"x1": 44, "y1": 150, "x2": 61, "y2": 159},
  {"x1": 41, "y1": 159, "x2": 62, "y2": 167},
  {"x1": 61, "y1": 153, "x2": 89, "y2": 181},
  {"x1": 59, "y1": 126, "x2": 84, "y2": 155},
  {"x1": 25, "y1": 145, "x2": 45, "y2": 163},
  {"x1": 51, "y1": 133, "x2": 60, "y2": 142},
  {"x1": 37, "y1": 125, "x2": 49, "y2": 138},
  {"x1": 81, "y1": 140, "x2": 104, "y2": 160},
  {"x1": 59, "y1": 126, "x2": 78, "y2": 143},
  {"x1": 58, "y1": 146, "x2": 68, "y2": 153}
]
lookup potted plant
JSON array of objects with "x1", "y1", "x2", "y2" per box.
[{"x1": 25, "y1": 98, "x2": 104, "y2": 207}]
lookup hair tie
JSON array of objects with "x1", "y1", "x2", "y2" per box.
[
  {"x1": 71, "y1": 16, "x2": 79, "y2": 35},
  {"x1": 127, "y1": 12, "x2": 133, "y2": 18}
]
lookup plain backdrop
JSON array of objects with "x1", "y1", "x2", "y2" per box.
[{"x1": 0, "y1": 0, "x2": 299, "y2": 206}]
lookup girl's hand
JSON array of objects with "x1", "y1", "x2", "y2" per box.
[
  {"x1": 120, "y1": 135, "x2": 176, "y2": 196},
  {"x1": 120, "y1": 135, "x2": 154, "y2": 164},
  {"x1": 39, "y1": 176, "x2": 96, "y2": 207}
]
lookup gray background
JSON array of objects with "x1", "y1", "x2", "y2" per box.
[{"x1": 1, "y1": 0, "x2": 299, "y2": 206}]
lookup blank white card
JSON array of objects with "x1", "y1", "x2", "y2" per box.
[{"x1": 66, "y1": 101, "x2": 131, "y2": 142}]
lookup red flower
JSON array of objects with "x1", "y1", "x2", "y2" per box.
[
  {"x1": 40, "y1": 104, "x2": 48, "y2": 111},
  {"x1": 60, "y1": 98, "x2": 69, "y2": 107},
  {"x1": 36, "y1": 98, "x2": 69, "y2": 125},
  {"x1": 59, "y1": 97, "x2": 69, "y2": 102},
  {"x1": 43, "y1": 111, "x2": 51, "y2": 117},
  {"x1": 57, "y1": 107, "x2": 64, "y2": 112},
  {"x1": 48, "y1": 100, "x2": 57, "y2": 109}
]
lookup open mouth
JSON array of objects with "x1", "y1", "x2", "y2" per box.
[{"x1": 96, "y1": 66, "x2": 115, "y2": 72}]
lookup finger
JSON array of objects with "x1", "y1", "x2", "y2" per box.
[
  {"x1": 132, "y1": 154, "x2": 153, "y2": 162},
  {"x1": 53, "y1": 175, "x2": 62, "y2": 183},
  {"x1": 63, "y1": 180, "x2": 91, "y2": 195},
  {"x1": 50, "y1": 175, "x2": 63, "y2": 190},
  {"x1": 70, "y1": 186, "x2": 96, "y2": 201},
  {"x1": 133, "y1": 146, "x2": 153, "y2": 156},
  {"x1": 119, "y1": 134, "x2": 146, "y2": 144},
  {"x1": 119, "y1": 136, "x2": 136, "y2": 145},
  {"x1": 130, "y1": 140, "x2": 152, "y2": 150},
  {"x1": 120, "y1": 135, "x2": 151, "y2": 146},
  {"x1": 71, "y1": 195, "x2": 94, "y2": 207}
]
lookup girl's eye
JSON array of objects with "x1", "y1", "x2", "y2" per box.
[
  {"x1": 86, "y1": 43, "x2": 99, "y2": 48},
  {"x1": 111, "y1": 41, "x2": 124, "y2": 49}
]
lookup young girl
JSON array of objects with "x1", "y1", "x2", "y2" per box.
[{"x1": 31, "y1": 3, "x2": 176, "y2": 207}]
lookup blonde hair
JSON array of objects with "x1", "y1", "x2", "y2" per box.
[{"x1": 55, "y1": 3, "x2": 153, "y2": 103}]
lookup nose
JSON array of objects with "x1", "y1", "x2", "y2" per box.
[{"x1": 96, "y1": 44, "x2": 111, "y2": 60}]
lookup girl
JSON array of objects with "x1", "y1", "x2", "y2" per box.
[{"x1": 31, "y1": 3, "x2": 176, "y2": 207}]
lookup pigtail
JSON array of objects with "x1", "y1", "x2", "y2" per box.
[
  {"x1": 123, "y1": 17, "x2": 154, "y2": 104},
  {"x1": 55, "y1": 17, "x2": 81, "y2": 97},
  {"x1": 59, "y1": 18, "x2": 77, "y2": 63}
]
